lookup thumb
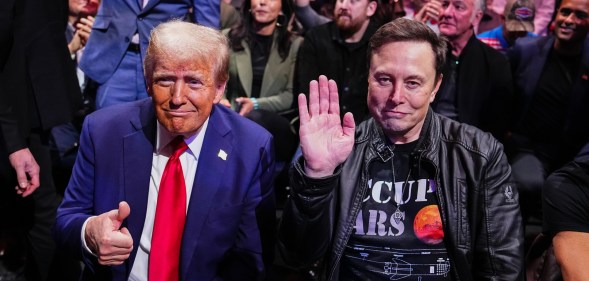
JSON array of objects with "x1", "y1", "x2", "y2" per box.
[
  {"x1": 117, "y1": 201, "x2": 131, "y2": 221},
  {"x1": 15, "y1": 167, "x2": 29, "y2": 189},
  {"x1": 342, "y1": 112, "x2": 356, "y2": 137}
]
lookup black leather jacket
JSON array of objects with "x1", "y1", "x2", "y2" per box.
[{"x1": 278, "y1": 110, "x2": 524, "y2": 281}]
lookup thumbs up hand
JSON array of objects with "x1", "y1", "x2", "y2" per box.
[{"x1": 85, "y1": 201, "x2": 134, "y2": 266}]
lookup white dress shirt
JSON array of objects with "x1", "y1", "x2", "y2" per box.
[{"x1": 81, "y1": 118, "x2": 209, "y2": 281}]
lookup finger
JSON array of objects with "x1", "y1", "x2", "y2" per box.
[
  {"x1": 97, "y1": 253, "x2": 131, "y2": 266},
  {"x1": 318, "y1": 75, "x2": 329, "y2": 114},
  {"x1": 21, "y1": 182, "x2": 39, "y2": 197},
  {"x1": 117, "y1": 201, "x2": 131, "y2": 221},
  {"x1": 14, "y1": 166, "x2": 29, "y2": 190},
  {"x1": 298, "y1": 93, "x2": 310, "y2": 126},
  {"x1": 342, "y1": 112, "x2": 356, "y2": 137},
  {"x1": 327, "y1": 79, "x2": 340, "y2": 116},
  {"x1": 308, "y1": 80, "x2": 319, "y2": 116}
]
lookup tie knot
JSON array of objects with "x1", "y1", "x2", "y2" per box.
[{"x1": 170, "y1": 136, "x2": 188, "y2": 158}]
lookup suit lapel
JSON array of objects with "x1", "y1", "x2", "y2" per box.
[
  {"x1": 123, "y1": 100, "x2": 157, "y2": 272},
  {"x1": 457, "y1": 36, "x2": 483, "y2": 122},
  {"x1": 123, "y1": 0, "x2": 142, "y2": 13},
  {"x1": 142, "y1": 0, "x2": 160, "y2": 13},
  {"x1": 180, "y1": 106, "x2": 233, "y2": 279},
  {"x1": 260, "y1": 35, "x2": 279, "y2": 97},
  {"x1": 525, "y1": 36, "x2": 554, "y2": 98},
  {"x1": 235, "y1": 41, "x2": 253, "y2": 97}
]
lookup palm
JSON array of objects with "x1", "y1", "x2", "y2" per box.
[{"x1": 298, "y1": 76, "x2": 355, "y2": 177}]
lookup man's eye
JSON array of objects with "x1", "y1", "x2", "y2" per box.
[
  {"x1": 560, "y1": 8, "x2": 571, "y2": 16},
  {"x1": 156, "y1": 78, "x2": 174, "y2": 86},
  {"x1": 377, "y1": 77, "x2": 392, "y2": 86},
  {"x1": 187, "y1": 79, "x2": 202, "y2": 87},
  {"x1": 575, "y1": 11, "x2": 589, "y2": 19},
  {"x1": 406, "y1": 81, "x2": 420, "y2": 89}
]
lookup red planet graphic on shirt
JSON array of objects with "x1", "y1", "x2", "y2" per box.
[{"x1": 413, "y1": 205, "x2": 444, "y2": 245}]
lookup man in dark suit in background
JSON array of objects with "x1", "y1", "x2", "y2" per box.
[
  {"x1": 54, "y1": 21, "x2": 276, "y2": 280},
  {"x1": 80, "y1": 0, "x2": 220, "y2": 109},
  {"x1": 433, "y1": 0, "x2": 514, "y2": 141},
  {"x1": 508, "y1": 0, "x2": 589, "y2": 221},
  {"x1": 0, "y1": 0, "x2": 82, "y2": 279}
]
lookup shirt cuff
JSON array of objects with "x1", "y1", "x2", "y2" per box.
[{"x1": 81, "y1": 216, "x2": 98, "y2": 257}]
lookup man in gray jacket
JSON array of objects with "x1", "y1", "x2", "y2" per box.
[{"x1": 278, "y1": 18, "x2": 523, "y2": 280}]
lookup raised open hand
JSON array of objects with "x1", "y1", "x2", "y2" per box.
[{"x1": 298, "y1": 75, "x2": 355, "y2": 178}]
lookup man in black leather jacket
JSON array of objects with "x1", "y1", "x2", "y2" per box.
[{"x1": 278, "y1": 18, "x2": 524, "y2": 281}]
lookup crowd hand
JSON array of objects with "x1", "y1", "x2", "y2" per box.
[
  {"x1": 8, "y1": 148, "x2": 40, "y2": 197},
  {"x1": 85, "y1": 201, "x2": 133, "y2": 266},
  {"x1": 219, "y1": 98, "x2": 232, "y2": 108},
  {"x1": 294, "y1": 0, "x2": 311, "y2": 7},
  {"x1": 298, "y1": 75, "x2": 355, "y2": 178},
  {"x1": 68, "y1": 31, "x2": 83, "y2": 55},
  {"x1": 76, "y1": 16, "x2": 95, "y2": 46},
  {"x1": 235, "y1": 97, "x2": 254, "y2": 116},
  {"x1": 414, "y1": 0, "x2": 442, "y2": 24}
]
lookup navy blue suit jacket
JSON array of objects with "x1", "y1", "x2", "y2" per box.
[
  {"x1": 79, "y1": 0, "x2": 220, "y2": 84},
  {"x1": 54, "y1": 99, "x2": 276, "y2": 280},
  {"x1": 509, "y1": 36, "x2": 589, "y2": 159}
]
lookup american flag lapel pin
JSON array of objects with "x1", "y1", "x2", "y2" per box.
[{"x1": 218, "y1": 149, "x2": 227, "y2": 160}]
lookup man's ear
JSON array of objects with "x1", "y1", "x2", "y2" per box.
[
  {"x1": 146, "y1": 80, "x2": 153, "y2": 97},
  {"x1": 429, "y1": 74, "x2": 443, "y2": 103},
  {"x1": 367, "y1": 0, "x2": 378, "y2": 17},
  {"x1": 213, "y1": 81, "x2": 227, "y2": 103},
  {"x1": 472, "y1": 9, "x2": 484, "y2": 26}
]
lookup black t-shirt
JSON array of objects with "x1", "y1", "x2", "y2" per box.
[
  {"x1": 249, "y1": 33, "x2": 273, "y2": 98},
  {"x1": 340, "y1": 141, "x2": 451, "y2": 280},
  {"x1": 519, "y1": 50, "x2": 581, "y2": 147},
  {"x1": 543, "y1": 155, "x2": 589, "y2": 236}
]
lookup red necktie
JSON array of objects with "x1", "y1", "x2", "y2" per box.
[{"x1": 149, "y1": 137, "x2": 188, "y2": 281}]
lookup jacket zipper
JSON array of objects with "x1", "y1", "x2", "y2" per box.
[
  {"x1": 423, "y1": 156, "x2": 461, "y2": 281},
  {"x1": 327, "y1": 154, "x2": 378, "y2": 280}
]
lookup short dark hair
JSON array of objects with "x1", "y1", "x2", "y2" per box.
[{"x1": 368, "y1": 18, "x2": 447, "y2": 77}]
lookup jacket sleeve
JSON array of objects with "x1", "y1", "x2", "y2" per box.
[
  {"x1": 474, "y1": 141, "x2": 524, "y2": 281},
  {"x1": 53, "y1": 115, "x2": 97, "y2": 268},
  {"x1": 277, "y1": 158, "x2": 339, "y2": 268},
  {"x1": 257, "y1": 37, "x2": 304, "y2": 112},
  {"x1": 217, "y1": 136, "x2": 276, "y2": 280},
  {"x1": 192, "y1": 0, "x2": 220, "y2": 29}
]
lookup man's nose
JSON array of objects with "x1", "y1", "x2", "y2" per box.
[
  {"x1": 563, "y1": 13, "x2": 576, "y2": 24},
  {"x1": 441, "y1": 4, "x2": 454, "y2": 17},
  {"x1": 170, "y1": 83, "x2": 187, "y2": 105},
  {"x1": 389, "y1": 86, "x2": 404, "y2": 104},
  {"x1": 339, "y1": 0, "x2": 351, "y2": 9}
]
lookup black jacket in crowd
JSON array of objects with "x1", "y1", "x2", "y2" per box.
[
  {"x1": 278, "y1": 109, "x2": 524, "y2": 281},
  {"x1": 432, "y1": 35, "x2": 514, "y2": 143}
]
